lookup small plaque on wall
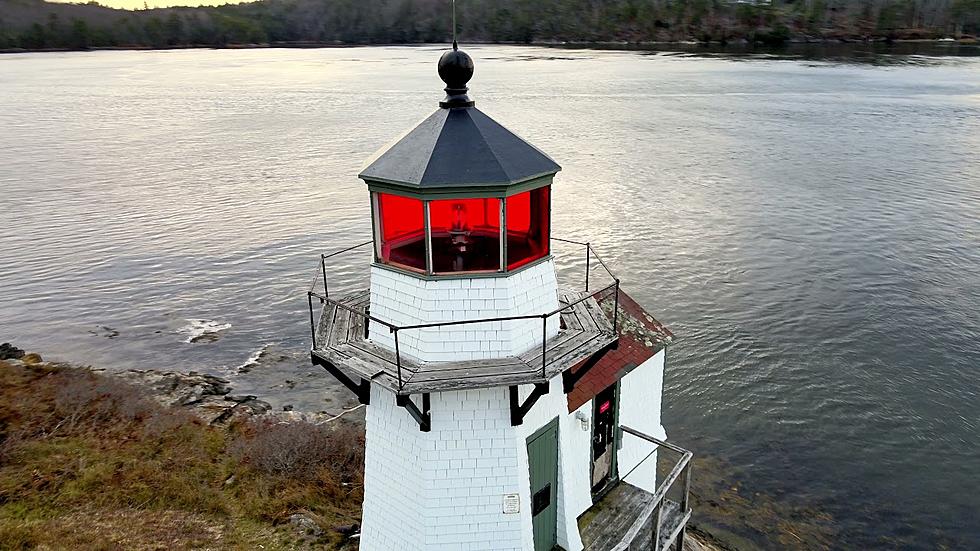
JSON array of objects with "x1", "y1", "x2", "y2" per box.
[{"x1": 502, "y1": 493, "x2": 520, "y2": 514}]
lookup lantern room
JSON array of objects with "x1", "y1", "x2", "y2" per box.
[
  {"x1": 357, "y1": 45, "x2": 563, "y2": 362},
  {"x1": 371, "y1": 185, "x2": 550, "y2": 275},
  {"x1": 360, "y1": 45, "x2": 559, "y2": 280}
]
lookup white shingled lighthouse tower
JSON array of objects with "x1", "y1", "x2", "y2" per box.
[{"x1": 307, "y1": 42, "x2": 689, "y2": 551}]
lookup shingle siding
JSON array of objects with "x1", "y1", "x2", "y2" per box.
[
  {"x1": 359, "y1": 350, "x2": 667, "y2": 551},
  {"x1": 368, "y1": 260, "x2": 560, "y2": 362},
  {"x1": 360, "y1": 385, "x2": 528, "y2": 551}
]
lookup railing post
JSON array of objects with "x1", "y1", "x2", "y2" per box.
[
  {"x1": 613, "y1": 278, "x2": 621, "y2": 332},
  {"x1": 650, "y1": 500, "x2": 663, "y2": 551},
  {"x1": 307, "y1": 292, "x2": 317, "y2": 348},
  {"x1": 393, "y1": 327, "x2": 403, "y2": 391},
  {"x1": 585, "y1": 242, "x2": 591, "y2": 292},
  {"x1": 320, "y1": 254, "x2": 329, "y2": 298},
  {"x1": 677, "y1": 461, "x2": 692, "y2": 551},
  {"x1": 541, "y1": 315, "x2": 548, "y2": 378}
]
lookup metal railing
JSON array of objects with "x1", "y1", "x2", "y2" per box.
[
  {"x1": 612, "y1": 426, "x2": 694, "y2": 551},
  {"x1": 306, "y1": 238, "x2": 621, "y2": 391}
]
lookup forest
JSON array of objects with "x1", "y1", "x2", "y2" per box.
[{"x1": 1, "y1": 0, "x2": 978, "y2": 51}]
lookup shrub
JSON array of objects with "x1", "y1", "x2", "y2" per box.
[
  {"x1": 54, "y1": 371, "x2": 154, "y2": 427},
  {"x1": 231, "y1": 420, "x2": 364, "y2": 484},
  {"x1": 0, "y1": 359, "x2": 366, "y2": 549}
]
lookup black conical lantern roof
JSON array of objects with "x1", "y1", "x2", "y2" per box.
[{"x1": 359, "y1": 46, "x2": 560, "y2": 193}]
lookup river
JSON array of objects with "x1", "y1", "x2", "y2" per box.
[{"x1": 1, "y1": 44, "x2": 978, "y2": 549}]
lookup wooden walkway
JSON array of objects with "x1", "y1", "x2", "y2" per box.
[
  {"x1": 312, "y1": 289, "x2": 617, "y2": 395},
  {"x1": 581, "y1": 483, "x2": 690, "y2": 551}
]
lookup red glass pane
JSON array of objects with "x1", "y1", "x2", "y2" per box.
[
  {"x1": 506, "y1": 186, "x2": 550, "y2": 270},
  {"x1": 507, "y1": 191, "x2": 531, "y2": 233},
  {"x1": 376, "y1": 193, "x2": 425, "y2": 271},
  {"x1": 429, "y1": 197, "x2": 501, "y2": 273}
]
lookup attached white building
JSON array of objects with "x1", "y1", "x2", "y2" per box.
[{"x1": 307, "y1": 44, "x2": 688, "y2": 551}]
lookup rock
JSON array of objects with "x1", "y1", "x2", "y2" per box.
[
  {"x1": 224, "y1": 394, "x2": 257, "y2": 403},
  {"x1": 334, "y1": 522, "x2": 360, "y2": 537},
  {"x1": 88, "y1": 325, "x2": 119, "y2": 339},
  {"x1": 111, "y1": 368, "x2": 318, "y2": 426},
  {"x1": 21, "y1": 352, "x2": 43, "y2": 365},
  {"x1": 266, "y1": 410, "x2": 335, "y2": 425},
  {"x1": 0, "y1": 343, "x2": 25, "y2": 360},
  {"x1": 288, "y1": 513, "x2": 323, "y2": 537},
  {"x1": 116, "y1": 370, "x2": 249, "y2": 423},
  {"x1": 178, "y1": 393, "x2": 203, "y2": 406},
  {"x1": 238, "y1": 399, "x2": 272, "y2": 414},
  {"x1": 208, "y1": 397, "x2": 272, "y2": 425}
]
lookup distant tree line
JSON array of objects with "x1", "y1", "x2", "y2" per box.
[{"x1": 1, "y1": 0, "x2": 978, "y2": 51}]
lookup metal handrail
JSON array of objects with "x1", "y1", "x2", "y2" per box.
[
  {"x1": 611, "y1": 426, "x2": 693, "y2": 551},
  {"x1": 309, "y1": 291, "x2": 398, "y2": 330},
  {"x1": 307, "y1": 238, "x2": 622, "y2": 391},
  {"x1": 396, "y1": 281, "x2": 618, "y2": 331},
  {"x1": 552, "y1": 236, "x2": 618, "y2": 291},
  {"x1": 319, "y1": 240, "x2": 374, "y2": 299}
]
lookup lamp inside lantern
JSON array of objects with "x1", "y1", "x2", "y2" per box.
[{"x1": 430, "y1": 197, "x2": 499, "y2": 273}]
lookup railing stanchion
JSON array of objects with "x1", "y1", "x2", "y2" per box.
[
  {"x1": 613, "y1": 278, "x2": 621, "y2": 332},
  {"x1": 393, "y1": 327, "x2": 403, "y2": 391},
  {"x1": 541, "y1": 315, "x2": 548, "y2": 378},
  {"x1": 585, "y1": 242, "x2": 591, "y2": 292},
  {"x1": 307, "y1": 292, "x2": 317, "y2": 348},
  {"x1": 677, "y1": 461, "x2": 692, "y2": 551},
  {"x1": 651, "y1": 500, "x2": 663, "y2": 551},
  {"x1": 321, "y1": 254, "x2": 329, "y2": 298}
]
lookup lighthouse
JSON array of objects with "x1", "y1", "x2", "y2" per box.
[{"x1": 307, "y1": 44, "x2": 691, "y2": 551}]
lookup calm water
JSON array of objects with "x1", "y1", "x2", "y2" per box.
[{"x1": 1, "y1": 46, "x2": 979, "y2": 549}]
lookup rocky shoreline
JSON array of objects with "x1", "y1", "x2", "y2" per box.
[{"x1": 0, "y1": 342, "x2": 348, "y2": 427}]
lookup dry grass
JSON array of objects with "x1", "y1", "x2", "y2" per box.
[{"x1": 0, "y1": 359, "x2": 364, "y2": 550}]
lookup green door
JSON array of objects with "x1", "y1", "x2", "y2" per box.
[{"x1": 527, "y1": 417, "x2": 559, "y2": 551}]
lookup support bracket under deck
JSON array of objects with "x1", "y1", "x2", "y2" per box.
[
  {"x1": 396, "y1": 393, "x2": 431, "y2": 432},
  {"x1": 509, "y1": 382, "x2": 550, "y2": 426},
  {"x1": 311, "y1": 352, "x2": 371, "y2": 405}
]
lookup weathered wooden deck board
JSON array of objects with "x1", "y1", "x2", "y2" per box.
[
  {"x1": 581, "y1": 483, "x2": 689, "y2": 551},
  {"x1": 327, "y1": 304, "x2": 349, "y2": 347},
  {"x1": 407, "y1": 362, "x2": 543, "y2": 383},
  {"x1": 520, "y1": 329, "x2": 600, "y2": 366},
  {"x1": 558, "y1": 294, "x2": 587, "y2": 331},
  {"x1": 400, "y1": 371, "x2": 549, "y2": 394},
  {"x1": 583, "y1": 295, "x2": 614, "y2": 333},
  {"x1": 313, "y1": 288, "x2": 618, "y2": 394},
  {"x1": 549, "y1": 332, "x2": 616, "y2": 370},
  {"x1": 344, "y1": 338, "x2": 419, "y2": 373},
  {"x1": 315, "y1": 302, "x2": 334, "y2": 345},
  {"x1": 415, "y1": 355, "x2": 529, "y2": 373},
  {"x1": 518, "y1": 328, "x2": 586, "y2": 364}
]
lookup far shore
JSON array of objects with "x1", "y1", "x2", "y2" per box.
[{"x1": 2, "y1": 36, "x2": 977, "y2": 55}]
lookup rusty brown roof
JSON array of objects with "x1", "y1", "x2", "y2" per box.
[{"x1": 566, "y1": 289, "x2": 673, "y2": 412}]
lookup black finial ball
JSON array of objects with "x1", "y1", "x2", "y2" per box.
[{"x1": 438, "y1": 48, "x2": 474, "y2": 90}]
